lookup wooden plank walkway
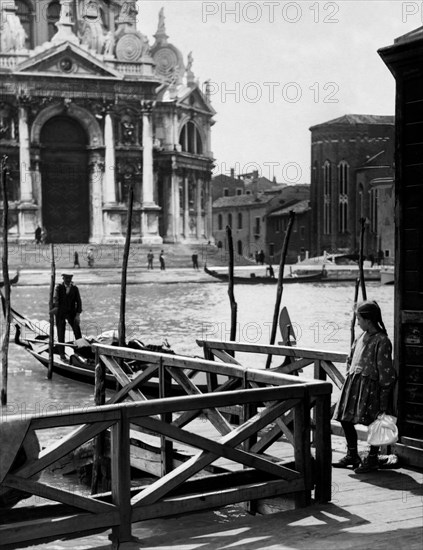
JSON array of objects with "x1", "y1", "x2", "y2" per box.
[{"x1": 16, "y1": 435, "x2": 423, "y2": 550}]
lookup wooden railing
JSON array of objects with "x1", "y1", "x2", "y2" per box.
[
  {"x1": 197, "y1": 339, "x2": 349, "y2": 437},
  {"x1": 0, "y1": 345, "x2": 332, "y2": 548},
  {"x1": 198, "y1": 339, "x2": 347, "y2": 399}
]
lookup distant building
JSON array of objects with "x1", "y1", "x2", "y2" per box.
[
  {"x1": 310, "y1": 114, "x2": 395, "y2": 258},
  {"x1": 240, "y1": 171, "x2": 278, "y2": 195},
  {"x1": 0, "y1": 1, "x2": 215, "y2": 243},
  {"x1": 211, "y1": 171, "x2": 244, "y2": 202},
  {"x1": 212, "y1": 193, "x2": 275, "y2": 260},
  {"x1": 212, "y1": 183, "x2": 310, "y2": 262},
  {"x1": 212, "y1": 169, "x2": 284, "y2": 202},
  {"x1": 266, "y1": 199, "x2": 311, "y2": 264}
]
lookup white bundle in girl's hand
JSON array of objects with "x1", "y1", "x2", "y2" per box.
[{"x1": 367, "y1": 413, "x2": 398, "y2": 446}]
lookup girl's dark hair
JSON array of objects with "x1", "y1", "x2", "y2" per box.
[{"x1": 356, "y1": 300, "x2": 387, "y2": 334}]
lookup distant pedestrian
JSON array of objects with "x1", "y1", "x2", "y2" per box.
[
  {"x1": 159, "y1": 250, "x2": 165, "y2": 270},
  {"x1": 35, "y1": 226, "x2": 42, "y2": 244},
  {"x1": 87, "y1": 248, "x2": 94, "y2": 268},
  {"x1": 192, "y1": 254, "x2": 199, "y2": 270},
  {"x1": 41, "y1": 227, "x2": 48, "y2": 244},
  {"x1": 266, "y1": 264, "x2": 275, "y2": 278},
  {"x1": 73, "y1": 251, "x2": 80, "y2": 269},
  {"x1": 147, "y1": 249, "x2": 154, "y2": 269},
  {"x1": 258, "y1": 249, "x2": 265, "y2": 265}
]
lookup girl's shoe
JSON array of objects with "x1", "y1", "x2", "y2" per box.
[
  {"x1": 354, "y1": 454, "x2": 379, "y2": 473},
  {"x1": 332, "y1": 452, "x2": 361, "y2": 469}
]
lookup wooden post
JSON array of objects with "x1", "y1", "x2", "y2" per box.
[
  {"x1": 48, "y1": 244, "x2": 56, "y2": 379},
  {"x1": 314, "y1": 392, "x2": 332, "y2": 503},
  {"x1": 293, "y1": 388, "x2": 311, "y2": 508},
  {"x1": 226, "y1": 225, "x2": 237, "y2": 344},
  {"x1": 110, "y1": 408, "x2": 132, "y2": 544},
  {"x1": 358, "y1": 217, "x2": 367, "y2": 301},
  {"x1": 242, "y1": 370, "x2": 257, "y2": 515},
  {"x1": 91, "y1": 348, "x2": 106, "y2": 494},
  {"x1": 266, "y1": 211, "x2": 295, "y2": 369},
  {"x1": 159, "y1": 357, "x2": 173, "y2": 475},
  {"x1": 118, "y1": 185, "x2": 134, "y2": 348},
  {"x1": 1, "y1": 155, "x2": 10, "y2": 406},
  {"x1": 204, "y1": 346, "x2": 218, "y2": 393},
  {"x1": 311, "y1": 359, "x2": 326, "y2": 445}
]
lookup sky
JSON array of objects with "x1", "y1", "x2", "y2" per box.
[{"x1": 137, "y1": 1, "x2": 422, "y2": 182}]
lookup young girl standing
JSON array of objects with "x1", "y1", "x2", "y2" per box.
[{"x1": 333, "y1": 300, "x2": 396, "y2": 473}]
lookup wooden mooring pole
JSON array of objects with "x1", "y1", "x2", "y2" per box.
[
  {"x1": 1, "y1": 155, "x2": 10, "y2": 406},
  {"x1": 351, "y1": 217, "x2": 368, "y2": 345},
  {"x1": 358, "y1": 217, "x2": 367, "y2": 301},
  {"x1": 226, "y1": 225, "x2": 237, "y2": 344},
  {"x1": 265, "y1": 210, "x2": 295, "y2": 369},
  {"x1": 48, "y1": 244, "x2": 56, "y2": 379},
  {"x1": 118, "y1": 185, "x2": 134, "y2": 348}
]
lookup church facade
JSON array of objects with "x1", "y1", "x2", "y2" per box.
[{"x1": 0, "y1": 0, "x2": 215, "y2": 243}]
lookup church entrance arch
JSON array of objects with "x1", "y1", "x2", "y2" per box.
[{"x1": 40, "y1": 116, "x2": 89, "y2": 243}]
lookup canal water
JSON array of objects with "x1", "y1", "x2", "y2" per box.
[{"x1": 1, "y1": 281, "x2": 394, "y2": 419}]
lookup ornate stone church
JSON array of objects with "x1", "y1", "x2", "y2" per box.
[{"x1": 0, "y1": 0, "x2": 215, "y2": 243}]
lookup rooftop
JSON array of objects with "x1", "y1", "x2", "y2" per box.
[
  {"x1": 310, "y1": 114, "x2": 394, "y2": 130},
  {"x1": 268, "y1": 199, "x2": 311, "y2": 217},
  {"x1": 213, "y1": 194, "x2": 275, "y2": 208}
]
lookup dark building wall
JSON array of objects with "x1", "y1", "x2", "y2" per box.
[
  {"x1": 211, "y1": 174, "x2": 245, "y2": 202},
  {"x1": 310, "y1": 119, "x2": 395, "y2": 257},
  {"x1": 267, "y1": 210, "x2": 311, "y2": 264}
]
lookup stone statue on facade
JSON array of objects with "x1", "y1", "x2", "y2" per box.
[
  {"x1": 0, "y1": 5, "x2": 27, "y2": 52},
  {"x1": 186, "y1": 51, "x2": 193, "y2": 72},
  {"x1": 80, "y1": 1, "x2": 106, "y2": 54},
  {"x1": 103, "y1": 30, "x2": 115, "y2": 56},
  {"x1": 157, "y1": 7, "x2": 166, "y2": 33},
  {"x1": 121, "y1": 115, "x2": 136, "y2": 144}
]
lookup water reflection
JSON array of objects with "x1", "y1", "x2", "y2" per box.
[{"x1": 2, "y1": 282, "x2": 394, "y2": 413}]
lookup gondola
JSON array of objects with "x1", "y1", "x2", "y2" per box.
[
  {"x1": 204, "y1": 265, "x2": 325, "y2": 284},
  {"x1": 1, "y1": 292, "x2": 179, "y2": 394}
]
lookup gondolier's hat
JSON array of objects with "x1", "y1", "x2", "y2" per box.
[{"x1": 62, "y1": 273, "x2": 73, "y2": 278}]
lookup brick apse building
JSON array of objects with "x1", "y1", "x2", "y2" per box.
[
  {"x1": 310, "y1": 114, "x2": 395, "y2": 259},
  {"x1": 0, "y1": 1, "x2": 215, "y2": 244}
]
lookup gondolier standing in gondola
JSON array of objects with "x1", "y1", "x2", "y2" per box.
[{"x1": 51, "y1": 273, "x2": 82, "y2": 359}]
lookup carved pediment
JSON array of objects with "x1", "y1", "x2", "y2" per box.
[
  {"x1": 177, "y1": 87, "x2": 216, "y2": 116},
  {"x1": 13, "y1": 42, "x2": 122, "y2": 79}
]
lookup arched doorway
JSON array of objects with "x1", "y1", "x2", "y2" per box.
[{"x1": 40, "y1": 116, "x2": 90, "y2": 243}]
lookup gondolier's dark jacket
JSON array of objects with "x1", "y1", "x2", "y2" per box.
[{"x1": 53, "y1": 283, "x2": 82, "y2": 316}]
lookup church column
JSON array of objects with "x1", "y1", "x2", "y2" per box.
[
  {"x1": 140, "y1": 100, "x2": 162, "y2": 243},
  {"x1": 89, "y1": 153, "x2": 104, "y2": 242},
  {"x1": 103, "y1": 113, "x2": 116, "y2": 203},
  {"x1": 163, "y1": 157, "x2": 180, "y2": 243},
  {"x1": 173, "y1": 111, "x2": 179, "y2": 149},
  {"x1": 196, "y1": 177, "x2": 202, "y2": 238},
  {"x1": 142, "y1": 103, "x2": 154, "y2": 205},
  {"x1": 19, "y1": 106, "x2": 33, "y2": 203},
  {"x1": 32, "y1": 154, "x2": 42, "y2": 208},
  {"x1": 206, "y1": 176, "x2": 213, "y2": 241},
  {"x1": 183, "y1": 173, "x2": 189, "y2": 238},
  {"x1": 172, "y1": 168, "x2": 181, "y2": 241}
]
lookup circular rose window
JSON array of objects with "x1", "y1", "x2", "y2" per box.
[{"x1": 59, "y1": 57, "x2": 74, "y2": 73}]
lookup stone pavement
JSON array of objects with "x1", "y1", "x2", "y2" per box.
[
  {"x1": 14, "y1": 267, "x2": 219, "y2": 286},
  {"x1": 11, "y1": 265, "x2": 270, "y2": 287}
]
